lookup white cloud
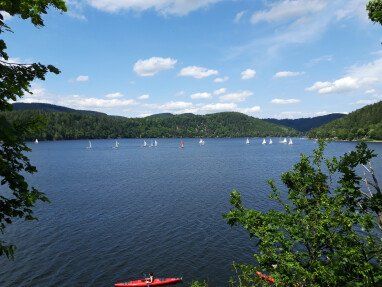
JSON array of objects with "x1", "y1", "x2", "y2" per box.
[
  {"x1": 238, "y1": 106, "x2": 261, "y2": 114},
  {"x1": 137, "y1": 94, "x2": 150, "y2": 100},
  {"x1": 76, "y1": 75, "x2": 89, "y2": 82},
  {"x1": 251, "y1": 0, "x2": 327, "y2": 24},
  {"x1": 213, "y1": 88, "x2": 226, "y2": 95},
  {"x1": 234, "y1": 10, "x2": 246, "y2": 23},
  {"x1": 353, "y1": 99, "x2": 379, "y2": 105},
  {"x1": 179, "y1": 66, "x2": 218, "y2": 79},
  {"x1": 306, "y1": 57, "x2": 382, "y2": 94},
  {"x1": 105, "y1": 92, "x2": 124, "y2": 98},
  {"x1": 241, "y1": 68, "x2": 256, "y2": 80},
  {"x1": 190, "y1": 92, "x2": 211, "y2": 99},
  {"x1": 274, "y1": 110, "x2": 329, "y2": 119},
  {"x1": 273, "y1": 71, "x2": 305, "y2": 78},
  {"x1": 335, "y1": 0, "x2": 368, "y2": 22},
  {"x1": 365, "y1": 89, "x2": 376, "y2": 94},
  {"x1": 306, "y1": 76, "x2": 377, "y2": 94},
  {"x1": 160, "y1": 101, "x2": 193, "y2": 110},
  {"x1": 271, "y1": 98, "x2": 301, "y2": 104},
  {"x1": 214, "y1": 76, "x2": 229, "y2": 83},
  {"x1": 219, "y1": 90, "x2": 253, "y2": 102},
  {"x1": 200, "y1": 102, "x2": 237, "y2": 112},
  {"x1": 58, "y1": 97, "x2": 136, "y2": 109},
  {"x1": 87, "y1": 0, "x2": 222, "y2": 15},
  {"x1": 133, "y1": 57, "x2": 177, "y2": 76},
  {"x1": 66, "y1": 0, "x2": 87, "y2": 20}
]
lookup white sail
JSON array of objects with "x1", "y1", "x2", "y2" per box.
[
  {"x1": 288, "y1": 138, "x2": 293, "y2": 145},
  {"x1": 281, "y1": 138, "x2": 287, "y2": 144},
  {"x1": 269, "y1": 139, "x2": 273, "y2": 144},
  {"x1": 34, "y1": 139, "x2": 38, "y2": 144},
  {"x1": 246, "y1": 138, "x2": 250, "y2": 144},
  {"x1": 114, "y1": 140, "x2": 119, "y2": 148},
  {"x1": 154, "y1": 140, "x2": 158, "y2": 147},
  {"x1": 150, "y1": 140, "x2": 154, "y2": 147},
  {"x1": 86, "y1": 140, "x2": 92, "y2": 149},
  {"x1": 199, "y1": 138, "x2": 205, "y2": 145},
  {"x1": 262, "y1": 138, "x2": 266, "y2": 144},
  {"x1": 143, "y1": 140, "x2": 147, "y2": 147}
]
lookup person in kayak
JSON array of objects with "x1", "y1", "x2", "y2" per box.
[{"x1": 145, "y1": 272, "x2": 154, "y2": 284}]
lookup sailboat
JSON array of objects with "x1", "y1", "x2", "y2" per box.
[
  {"x1": 113, "y1": 140, "x2": 119, "y2": 149},
  {"x1": 199, "y1": 138, "x2": 205, "y2": 146},
  {"x1": 86, "y1": 140, "x2": 92, "y2": 149},
  {"x1": 180, "y1": 139, "x2": 185, "y2": 149},
  {"x1": 262, "y1": 138, "x2": 266, "y2": 145},
  {"x1": 154, "y1": 140, "x2": 158, "y2": 147},
  {"x1": 143, "y1": 140, "x2": 147, "y2": 147},
  {"x1": 280, "y1": 138, "x2": 287, "y2": 144},
  {"x1": 288, "y1": 138, "x2": 293, "y2": 145},
  {"x1": 269, "y1": 139, "x2": 273, "y2": 144},
  {"x1": 150, "y1": 140, "x2": 154, "y2": 147},
  {"x1": 34, "y1": 139, "x2": 38, "y2": 144},
  {"x1": 246, "y1": 138, "x2": 250, "y2": 144}
]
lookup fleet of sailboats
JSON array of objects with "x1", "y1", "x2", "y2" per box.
[{"x1": 80, "y1": 137, "x2": 295, "y2": 150}]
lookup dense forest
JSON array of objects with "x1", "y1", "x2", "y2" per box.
[
  {"x1": 264, "y1": 113, "x2": 345, "y2": 132},
  {"x1": 3, "y1": 105, "x2": 299, "y2": 140},
  {"x1": 308, "y1": 101, "x2": 382, "y2": 140}
]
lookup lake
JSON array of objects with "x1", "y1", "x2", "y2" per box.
[{"x1": 1, "y1": 138, "x2": 381, "y2": 287}]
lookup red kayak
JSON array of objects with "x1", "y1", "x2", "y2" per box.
[{"x1": 115, "y1": 277, "x2": 182, "y2": 287}]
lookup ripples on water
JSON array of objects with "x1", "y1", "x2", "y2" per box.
[{"x1": 1, "y1": 138, "x2": 381, "y2": 286}]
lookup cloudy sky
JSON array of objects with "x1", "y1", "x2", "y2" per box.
[{"x1": 3, "y1": 0, "x2": 382, "y2": 118}]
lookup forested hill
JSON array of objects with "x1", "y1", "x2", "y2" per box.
[
  {"x1": 12, "y1": 102, "x2": 106, "y2": 115},
  {"x1": 308, "y1": 101, "x2": 382, "y2": 140},
  {"x1": 3, "y1": 107, "x2": 299, "y2": 141},
  {"x1": 264, "y1": 113, "x2": 345, "y2": 132}
]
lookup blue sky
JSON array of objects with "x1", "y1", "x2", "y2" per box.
[{"x1": 3, "y1": 0, "x2": 382, "y2": 118}]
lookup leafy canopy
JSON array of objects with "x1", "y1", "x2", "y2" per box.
[
  {"x1": 367, "y1": 0, "x2": 382, "y2": 25},
  {"x1": 224, "y1": 142, "x2": 382, "y2": 286},
  {"x1": 0, "y1": 0, "x2": 66, "y2": 258}
]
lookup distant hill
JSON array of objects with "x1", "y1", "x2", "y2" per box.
[
  {"x1": 12, "y1": 102, "x2": 106, "y2": 116},
  {"x1": 146, "y1": 113, "x2": 174, "y2": 118},
  {"x1": 264, "y1": 113, "x2": 345, "y2": 132},
  {"x1": 3, "y1": 105, "x2": 300, "y2": 141},
  {"x1": 308, "y1": 101, "x2": 382, "y2": 140}
]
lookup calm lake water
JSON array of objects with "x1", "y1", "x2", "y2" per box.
[{"x1": 1, "y1": 138, "x2": 381, "y2": 287}]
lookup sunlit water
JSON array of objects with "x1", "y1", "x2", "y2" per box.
[{"x1": 1, "y1": 138, "x2": 381, "y2": 287}]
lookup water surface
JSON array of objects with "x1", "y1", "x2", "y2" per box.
[{"x1": 1, "y1": 138, "x2": 381, "y2": 286}]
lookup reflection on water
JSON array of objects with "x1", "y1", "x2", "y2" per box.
[{"x1": 1, "y1": 139, "x2": 381, "y2": 286}]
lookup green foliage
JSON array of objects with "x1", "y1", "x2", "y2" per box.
[
  {"x1": 224, "y1": 142, "x2": 382, "y2": 286},
  {"x1": 367, "y1": 0, "x2": 382, "y2": 25},
  {"x1": 190, "y1": 280, "x2": 208, "y2": 287},
  {"x1": 2, "y1": 109, "x2": 300, "y2": 140},
  {"x1": 264, "y1": 113, "x2": 345, "y2": 133},
  {"x1": 0, "y1": 0, "x2": 67, "y2": 258},
  {"x1": 308, "y1": 101, "x2": 382, "y2": 140}
]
